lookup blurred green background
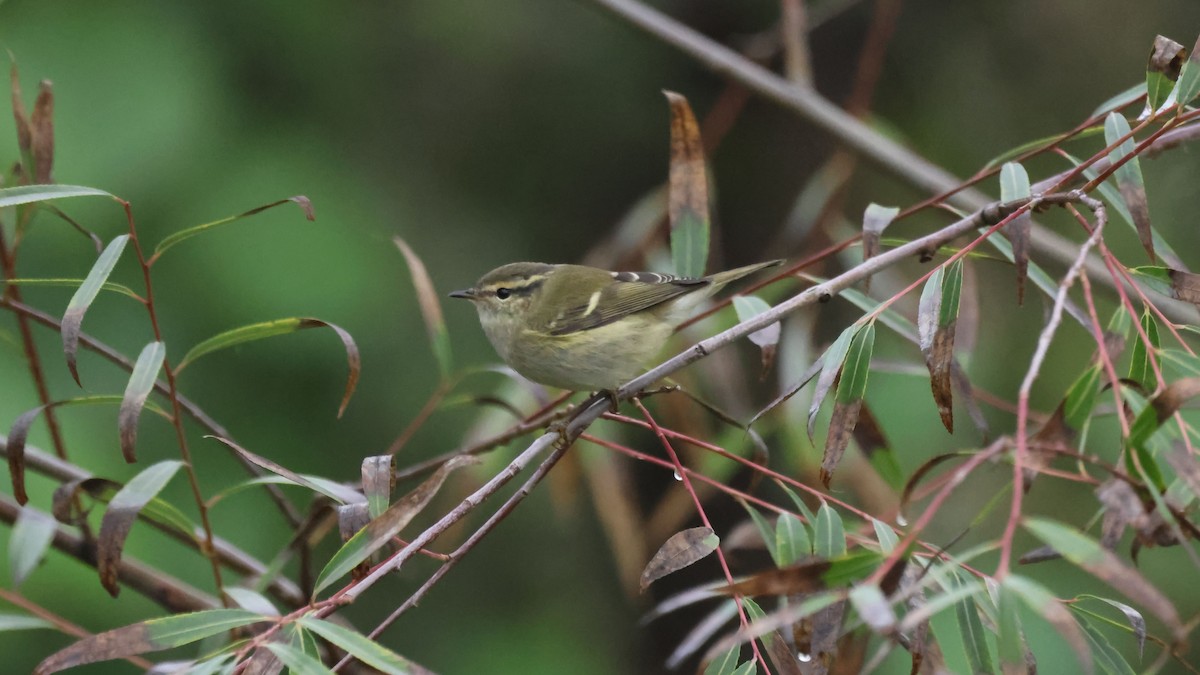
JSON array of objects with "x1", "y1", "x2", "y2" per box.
[{"x1": 2, "y1": 0, "x2": 1200, "y2": 673}]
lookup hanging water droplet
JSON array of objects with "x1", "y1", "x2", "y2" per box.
[
  {"x1": 895, "y1": 513, "x2": 908, "y2": 527},
  {"x1": 672, "y1": 470, "x2": 683, "y2": 481},
  {"x1": 797, "y1": 652, "x2": 812, "y2": 662}
]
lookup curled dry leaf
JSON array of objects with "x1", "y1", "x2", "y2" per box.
[
  {"x1": 62, "y1": 234, "x2": 130, "y2": 387},
  {"x1": 97, "y1": 461, "x2": 186, "y2": 597},
  {"x1": 297, "y1": 319, "x2": 360, "y2": 418},
  {"x1": 861, "y1": 203, "x2": 899, "y2": 292},
  {"x1": 31, "y1": 79, "x2": 53, "y2": 183},
  {"x1": 640, "y1": 526, "x2": 719, "y2": 592},
  {"x1": 1142, "y1": 35, "x2": 1186, "y2": 117},
  {"x1": 361, "y1": 455, "x2": 395, "y2": 518}
]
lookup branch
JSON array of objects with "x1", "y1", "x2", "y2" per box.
[
  {"x1": 0, "y1": 494, "x2": 218, "y2": 612},
  {"x1": 585, "y1": 0, "x2": 1200, "y2": 322},
  {"x1": 0, "y1": 436, "x2": 305, "y2": 608}
]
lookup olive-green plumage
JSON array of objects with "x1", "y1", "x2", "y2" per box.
[{"x1": 449, "y1": 259, "x2": 782, "y2": 391}]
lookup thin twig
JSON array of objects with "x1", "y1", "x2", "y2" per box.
[
  {"x1": 997, "y1": 192, "x2": 1106, "y2": 576},
  {"x1": 0, "y1": 437, "x2": 305, "y2": 607},
  {"x1": 0, "y1": 588, "x2": 155, "y2": 671}
]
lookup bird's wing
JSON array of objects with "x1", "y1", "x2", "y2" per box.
[{"x1": 543, "y1": 271, "x2": 707, "y2": 336}]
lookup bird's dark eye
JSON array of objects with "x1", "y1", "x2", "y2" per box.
[{"x1": 495, "y1": 288, "x2": 512, "y2": 300}]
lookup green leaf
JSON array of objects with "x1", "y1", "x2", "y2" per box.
[
  {"x1": 672, "y1": 211, "x2": 708, "y2": 279},
  {"x1": 5, "y1": 277, "x2": 140, "y2": 299},
  {"x1": 1104, "y1": 113, "x2": 1153, "y2": 260},
  {"x1": 34, "y1": 609, "x2": 268, "y2": 675},
  {"x1": 265, "y1": 642, "x2": 336, "y2": 675},
  {"x1": 97, "y1": 460, "x2": 186, "y2": 597},
  {"x1": 118, "y1": 341, "x2": 166, "y2": 463},
  {"x1": 742, "y1": 503, "x2": 779, "y2": 566},
  {"x1": 0, "y1": 613, "x2": 54, "y2": 632},
  {"x1": 1004, "y1": 575, "x2": 1091, "y2": 673},
  {"x1": 779, "y1": 484, "x2": 817, "y2": 527},
  {"x1": 835, "y1": 322, "x2": 874, "y2": 405},
  {"x1": 1024, "y1": 518, "x2": 1183, "y2": 641},
  {"x1": 872, "y1": 518, "x2": 899, "y2": 554},
  {"x1": 702, "y1": 645, "x2": 740, "y2": 675},
  {"x1": 730, "y1": 661, "x2": 757, "y2": 675},
  {"x1": 1064, "y1": 364, "x2": 1103, "y2": 430},
  {"x1": 224, "y1": 588, "x2": 279, "y2": 617},
  {"x1": 151, "y1": 196, "x2": 314, "y2": 262},
  {"x1": 808, "y1": 322, "x2": 864, "y2": 437},
  {"x1": 297, "y1": 617, "x2": 413, "y2": 675},
  {"x1": 813, "y1": 502, "x2": 846, "y2": 559},
  {"x1": 952, "y1": 572, "x2": 997, "y2": 675},
  {"x1": 1000, "y1": 162, "x2": 1031, "y2": 200},
  {"x1": 775, "y1": 512, "x2": 811, "y2": 566},
  {"x1": 8, "y1": 507, "x2": 57, "y2": 587},
  {"x1": 178, "y1": 318, "x2": 359, "y2": 418},
  {"x1": 61, "y1": 234, "x2": 129, "y2": 386},
  {"x1": 1075, "y1": 614, "x2": 1137, "y2": 675},
  {"x1": 0, "y1": 184, "x2": 113, "y2": 209},
  {"x1": 996, "y1": 581, "x2": 1025, "y2": 672},
  {"x1": 1127, "y1": 309, "x2": 1159, "y2": 391}
]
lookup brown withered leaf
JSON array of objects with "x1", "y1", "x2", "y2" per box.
[
  {"x1": 851, "y1": 403, "x2": 886, "y2": 460},
  {"x1": 1026, "y1": 401, "x2": 1075, "y2": 490},
  {"x1": 806, "y1": 599, "x2": 848, "y2": 674},
  {"x1": 5, "y1": 406, "x2": 44, "y2": 505},
  {"x1": 10, "y1": 62, "x2": 32, "y2": 155},
  {"x1": 1167, "y1": 268, "x2": 1200, "y2": 305},
  {"x1": 821, "y1": 399, "x2": 862, "y2": 488},
  {"x1": 241, "y1": 647, "x2": 284, "y2": 675},
  {"x1": 665, "y1": 90, "x2": 707, "y2": 225},
  {"x1": 31, "y1": 80, "x2": 53, "y2": 183},
  {"x1": 360, "y1": 455, "x2": 394, "y2": 517},
  {"x1": 1148, "y1": 376, "x2": 1200, "y2": 423},
  {"x1": 640, "y1": 526, "x2": 718, "y2": 592},
  {"x1": 1121, "y1": 180, "x2": 1154, "y2": 263},
  {"x1": 761, "y1": 625, "x2": 805, "y2": 675},
  {"x1": 1006, "y1": 211, "x2": 1031, "y2": 305},
  {"x1": 1148, "y1": 35, "x2": 1186, "y2": 80},
  {"x1": 722, "y1": 560, "x2": 834, "y2": 597},
  {"x1": 926, "y1": 321, "x2": 956, "y2": 433}
]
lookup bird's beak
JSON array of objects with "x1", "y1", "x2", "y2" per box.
[{"x1": 448, "y1": 288, "x2": 476, "y2": 300}]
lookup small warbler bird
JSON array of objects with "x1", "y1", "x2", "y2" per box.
[{"x1": 449, "y1": 259, "x2": 783, "y2": 392}]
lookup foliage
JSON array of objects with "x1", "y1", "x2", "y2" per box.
[{"x1": 2, "y1": 5, "x2": 1200, "y2": 675}]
